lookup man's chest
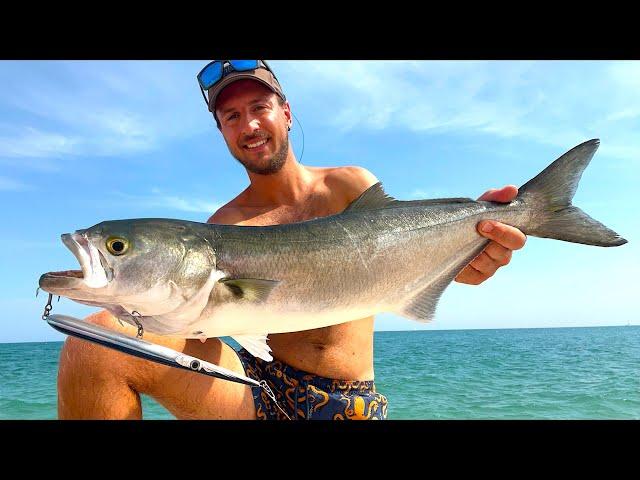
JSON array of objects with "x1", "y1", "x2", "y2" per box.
[{"x1": 237, "y1": 195, "x2": 346, "y2": 226}]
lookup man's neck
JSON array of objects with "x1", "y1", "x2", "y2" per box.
[{"x1": 245, "y1": 155, "x2": 314, "y2": 206}]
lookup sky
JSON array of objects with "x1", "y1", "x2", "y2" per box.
[{"x1": 0, "y1": 60, "x2": 638, "y2": 343}]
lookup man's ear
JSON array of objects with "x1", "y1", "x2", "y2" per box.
[{"x1": 283, "y1": 100, "x2": 292, "y2": 131}]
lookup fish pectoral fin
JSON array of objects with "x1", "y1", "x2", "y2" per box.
[
  {"x1": 232, "y1": 334, "x2": 273, "y2": 362},
  {"x1": 219, "y1": 278, "x2": 280, "y2": 303}
]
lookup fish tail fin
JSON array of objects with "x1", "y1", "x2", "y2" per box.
[{"x1": 518, "y1": 139, "x2": 627, "y2": 247}]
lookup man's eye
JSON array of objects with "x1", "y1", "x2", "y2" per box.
[{"x1": 226, "y1": 113, "x2": 239, "y2": 121}]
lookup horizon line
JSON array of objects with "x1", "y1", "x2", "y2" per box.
[{"x1": 2, "y1": 323, "x2": 637, "y2": 345}]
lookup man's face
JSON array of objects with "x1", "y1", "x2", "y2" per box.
[{"x1": 214, "y1": 79, "x2": 291, "y2": 175}]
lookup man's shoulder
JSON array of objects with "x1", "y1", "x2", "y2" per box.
[
  {"x1": 207, "y1": 199, "x2": 245, "y2": 225},
  {"x1": 317, "y1": 165, "x2": 379, "y2": 203},
  {"x1": 206, "y1": 166, "x2": 380, "y2": 225}
]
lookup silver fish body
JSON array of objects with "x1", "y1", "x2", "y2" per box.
[{"x1": 39, "y1": 140, "x2": 627, "y2": 360}]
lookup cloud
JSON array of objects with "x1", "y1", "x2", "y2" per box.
[
  {"x1": 112, "y1": 189, "x2": 221, "y2": 215},
  {"x1": 0, "y1": 125, "x2": 79, "y2": 159},
  {"x1": 3, "y1": 60, "x2": 639, "y2": 171},
  {"x1": 0, "y1": 60, "x2": 212, "y2": 164},
  {"x1": 276, "y1": 60, "x2": 640, "y2": 162}
]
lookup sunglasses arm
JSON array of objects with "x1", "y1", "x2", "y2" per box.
[{"x1": 199, "y1": 86, "x2": 212, "y2": 112}]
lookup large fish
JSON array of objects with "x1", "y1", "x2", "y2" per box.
[{"x1": 39, "y1": 140, "x2": 626, "y2": 360}]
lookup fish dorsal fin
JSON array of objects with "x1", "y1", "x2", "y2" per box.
[
  {"x1": 343, "y1": 182, "x2": 398, "y2": 213},
  {"x1": 219, "y1": 278, "x2": 280, "y2": 302},
  {"x1": 343, "y1": 183, "x2": 475, "y2": 213},
  {"x1": 232, "y1": 334, "x2": 273, "y2": 361}
]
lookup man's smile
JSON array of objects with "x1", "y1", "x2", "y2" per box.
[{"x1": 243, "y1": 138, "x2": 270, "y2": 151}]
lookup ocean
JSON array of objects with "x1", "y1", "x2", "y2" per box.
[{"x1": 1, "y1": 326, "x2": 638, "y2": 420}]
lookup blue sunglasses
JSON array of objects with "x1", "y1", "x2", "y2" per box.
[{"x1": 197, "y1": 60, "x2": 278, "y2": 110}]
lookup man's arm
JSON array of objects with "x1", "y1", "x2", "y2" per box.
[{"x1": 455, "y1": 185, "x2": 527, "y2": 285}]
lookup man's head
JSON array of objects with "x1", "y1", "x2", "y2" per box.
[{"x1": 197, "y1": 60, "x2": 292, "y2": 175}]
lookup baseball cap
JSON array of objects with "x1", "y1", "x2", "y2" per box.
[{"x1": 197, "y1": 60, "x2": 286, "y2": 113}]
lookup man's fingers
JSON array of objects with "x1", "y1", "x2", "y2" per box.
[
  {"x1": 455, "y1": 265, "x2": 486, "y2": 285},
  {"x1": 478, "y1": 221, "x2": 527, "y2": 250},
  {"x1": 455, "y1": 244, "x2": 513, "y2": 285},
  {"x1": 483, "y1": 241, "x2": 513, "y2": 266},
  {"x1": 466, "y1": 244, "x2": 511, "y2": 275},
  {"x1": 468, "y1": 251, "x2": 500, "y2": 277},
  {"x1": 477, "y1": 188, "x2": 499, "y2": 201},
  {"x1": 457, "y1": 187, "x2": 525, "y2": 286},
  {"x1": 477, "y1": 185, "x2": 518, "y2": 203}
]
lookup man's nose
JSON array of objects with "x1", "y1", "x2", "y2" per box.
[
  {"x1": 241, "y1": 115, "x2": 261, "y2": 135},
  {"x1": 237, "y1": 111, "x2": 257, "y2": 128}
]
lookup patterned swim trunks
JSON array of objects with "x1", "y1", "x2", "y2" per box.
[{"x1": 235, "y1": 348, "x2": 388, "y2": 420}]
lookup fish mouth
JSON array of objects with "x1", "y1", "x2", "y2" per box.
[{"x1": 39, "y1": 231, "x2": 113, "y2": 293}]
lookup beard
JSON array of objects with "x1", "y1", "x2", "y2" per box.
[{"x1": 232, "y1": 135, "x2": 290, "y2": 176}]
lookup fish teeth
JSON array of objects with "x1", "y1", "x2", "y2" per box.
[{"x1": 72, "y1": 233, "x2": 108, "y2": 288}]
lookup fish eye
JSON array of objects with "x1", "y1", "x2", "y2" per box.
[{"x1": 106, "y1": 237, "x2": 129, "y2": 256}]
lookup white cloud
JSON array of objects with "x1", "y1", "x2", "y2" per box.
[
  {"x1": 0, "y1": 60, "x2": 212, "y2": 163},
  {"x1": 276, "y1": 60, "x2": 640, "y2": 162},
  {"x1": 0, "y1": 126, "x2": 79, "y2": 158},
  {"x1": 112, "y1": 189, "x2": 221, "y2": 215},
  {"x1": 3, "y1": 60, "x2": 639, "y2": 170}
]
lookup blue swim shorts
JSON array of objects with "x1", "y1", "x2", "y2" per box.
[{"x1": 235, "y1": 348, "x2": 388, "y2": 420}]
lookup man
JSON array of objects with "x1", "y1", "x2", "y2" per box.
[{"x1": 57, "y1": 60, "x2": 527, "y2": 420}]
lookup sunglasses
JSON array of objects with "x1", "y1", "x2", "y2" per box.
[{"x1": 196, "y1": 60, "x2": 278, "y2": 110}]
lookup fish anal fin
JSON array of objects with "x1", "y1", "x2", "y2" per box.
[
  {"x1": 397, "y1": 243, "x2": 487, "y2": 322},
  {"x1": 232, "y1": 334, "x2": 273, "y2": 362},
  {"x1": 398, "y1": 274, "x2": 454, "y2": 323}
]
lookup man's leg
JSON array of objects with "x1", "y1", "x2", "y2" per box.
[{"x1": 57, "y1": 310, "x2": 257, "y2": 419}]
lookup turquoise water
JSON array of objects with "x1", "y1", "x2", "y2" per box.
[{"x1": 1, "y1": 326, "x2": 638, "y2": 419}]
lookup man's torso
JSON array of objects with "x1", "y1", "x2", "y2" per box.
[{"x1": 208, "y1": 166, "x2": 377, "y2": 380}]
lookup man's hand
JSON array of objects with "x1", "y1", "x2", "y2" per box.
[{"x1": 454, "y1": 185, "x2": 527, "y2": 285}]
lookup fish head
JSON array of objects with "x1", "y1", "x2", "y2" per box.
[{"x1": 39, "y1": 219, "x2": 216, "y2": 310}]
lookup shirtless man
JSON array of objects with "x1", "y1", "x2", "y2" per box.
[{"x1": 57, "y1": 60, "x2": 527, "y2": 420}]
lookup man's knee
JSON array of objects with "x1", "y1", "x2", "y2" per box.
[
  {"x1": 57, "y1": 309, "x2": 257, "y2": 420},
  {"x1": 57, "y1": 311, "x2": 143, "y2": 419},
  {"x1": 58, "y1": 311, "x2": 133, "y2": 381}
]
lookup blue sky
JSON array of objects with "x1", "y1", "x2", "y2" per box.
[{"x1": 0, "y1": 60, "x2": 638, "y2": 343}]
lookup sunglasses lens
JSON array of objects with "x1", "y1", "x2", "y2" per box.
[
  {"x1": 229, "y1": 60, "x2": 260, "y2": 72},
  {"x1": 199, "y1": 61, "x2": 223, "y2": 89}
]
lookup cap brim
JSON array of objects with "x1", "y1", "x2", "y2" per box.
[{"x1": 207, "y1": 70, "x2": 280, "y2": 112}]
